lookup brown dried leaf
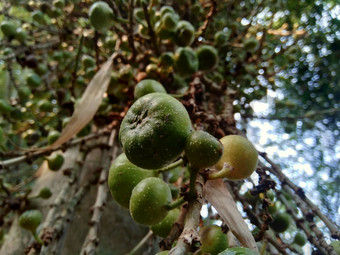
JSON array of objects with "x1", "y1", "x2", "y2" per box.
[
  {"x1": 204, "y1": 179, "x2": 258, "y2": 251},
  {"x1": 44, "y1": 53, "x2": 117, "y2": 150}
]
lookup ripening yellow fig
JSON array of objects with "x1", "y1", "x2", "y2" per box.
[{"x1": 211, "y1": 135, "x2": 258, "y2": 180}]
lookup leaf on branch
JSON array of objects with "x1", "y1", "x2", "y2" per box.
[
  {"x1": 43, "y1": 53, "x2": 117, "y2": 151},
  {"x1": 204, "y1": 179, "x2": 258, "y2": 252}
]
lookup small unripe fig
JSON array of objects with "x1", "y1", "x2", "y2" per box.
[
  {"x1": 243, "y1": 37, "x2": 259, "y2": 53},
  {"x1": 161, "y1": 12, "x2": 178, "y2": 31},
  {"x1": 293, "y1": 232, "x2": 306, "y2": 246},
  {"x1": 14, "y1": 28, "x2": 27, "y2": 43},
  {"x1": 331, "y1": 240, "x2": 340, "y2": 255},
  {"x1": 26, "y1": 73, "x2": 42, "y2": 88},
  {"x1": 214, "y1": 30, "x2": 230, "y2": 46},
  {"x1": 159, "y1": 6, "x2": 175, "y2": 17},
  {"x1": 1, "y1": 21, "x2": 17, "y2": 37},
  {"x1": 89, "y1": 1, "x2": 114, "y2": 32},
  {"x1": 38, "y1": 187, "x2": 52, "y2": 199},
  {"x1": 214, "y1": 135, "x2": 258, "y2": 180},
  {"x1": 196, "y1": 45, "x2": 219, "y2": 71},
  {"x1": 151, "y1": 208, "x2": 180, "y2": 238},
  {"x1": 270, "y1": 213, "x2": 290, "y2": 233},
  {"x1": 0, "y1": 99, "x2": 14, "y2": 114},
  {"x1": 129, "y1": 177, "x2": 172, "y2": 225},
  {"x1": 47, "y1": 130, "x2": 60, "y2": 145},
  {"x1": 174, "y1": 47, "x2": 198, "y2": 77},
  {"x1": 82, "y1": 55, "x2": 96, "y2": 69},
  {"x1": 31, "y1": 11, "x2": 46, "y2": 25},
  {"x1": 47, "y1": 154, "x2": 64, "y2": 171},
  {"x1": 200, "y1": 225, "x2": 229, "y2": 255},
  {"x1": 38, "y1": 99, "x2": 53, "y2": 112},
  {"x1": 108, "y1": 153, "x2": 158, "y2": 208},
  {"x1": 19, "y1": 210, "x2": 43, "y2": 233},
  {"x1": 134, "y1": 79, "x2": 167, "y2": 99},
  {"x1": 159, "y1": 52, "x2": 174, "y2": 67},
  {"x1": 173, "y1": 20, "x2": 195, "y2": 47},
  {"x1": 185, "y1": 130, "x2": 223, "y2": 169}
]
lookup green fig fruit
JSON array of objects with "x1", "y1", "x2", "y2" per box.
[
  {"x1": 174, "y1": 47, "x2": 199, "y2": 77},
  {"x1": 200, "y1": 225, "x2": 229, "y2": 255},
  {"x1": 129, "y1": 177, "x2": 172, "y2": 225},
  {"x1": 108, "y1": 153, "x2": 158, "y2": 208},
  {"x1": 47, "y1": 154, "x2": 64, "y2": 171},
  {"x1": 184, "y1": 130, "x2": 223, "y2": 169},
  {"x1": 134, "y1": 79, "x2": 167, "y2": 99},
  {"x1": 38, "y1": 187, "x2": 52, "y2": 199},
  {"x1": 89, "y1": 1, "x2": 114, "y2": 32},
  {"x1": 270, "y1": 213, "x2": 291, "y2": 233},
  {"x1": 1, "y1": 21, "x2": 17, "y2": 37},
  {"x1": 173, "y1": 20, "x2": 195, "y2": 47},
  {"x1": 151, "y1": 208, "x2": 180, "y2": 238},
  {"x1": 293, "y1": 232, "x2": 306, "y2": 246},
  {"x1": 196, "y1": 45, "x2": 219, "y2": 71},
  {"x1": 19, "y1": 210, "x2": 43, "y2": 233}
]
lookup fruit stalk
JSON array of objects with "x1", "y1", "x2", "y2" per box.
[
  {"x1": 157, "y1": 158, "x2": 185, "y2": 173},
  {"x1": 207, "y1": 163, "x2": 233, "y2": 180},
  {"x1": 188, "y1": 168, "x2": 198, "y2": 199},
  {"x1": 32, "y1": 231, "x2": 44, "y2": 245},
  {"x1": 166, "y1": 196, "x2": 186, "y2": 210}
]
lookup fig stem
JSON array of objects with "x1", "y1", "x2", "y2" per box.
[
  {"x1": 169, "y1": 93, "x2": 186, "y2": 98},
  {"x1": 207, "y1": 163, "x2": 233, "y2": 180},
  {"x1": 188, "y1": 168, "x2": 198, "y2": 199},
  {"x1": 166, "y1": 196, "x2": 186, "y2": 210},
  {"x1": 157, "y1": 158, "x2": 184, "y2": 173},
  {"x1": 32, "y1": 231, "x2": 43, "y2": 245}
]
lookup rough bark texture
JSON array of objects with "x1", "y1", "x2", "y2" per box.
[{"x1": 0, "y1": 142, "x2": 158, "y2": 255}]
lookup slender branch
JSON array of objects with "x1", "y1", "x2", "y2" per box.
[
  {"x1": 260, "y1": 152, "x2": 340, "y2": 239},
  {"x1": 127, "y1": 230, "x2": 153, "y2": 255},
  {"x1": 71, "y1": 34, "x2": 84, "y2": 88},
  {"x1": 142, "y1": 2, "x2": 159, "y2": 56},
  {"x1": 80, "y1": 131, "x2": 118, "y2": 254},
  {"x1": 127, "y1": 0, "x2": 137, "y2": 61},
  {"x1": 242, "y1": 108, "x2": 340, "y2": 121},
  {"x1": 157, "y1": 158, "x2": 185, "y2": 173},
  {"x1": 197, "y1": 0, "x2": 217, "y2": 37},
  {"x1": 169, "y1": 175, "x2": 204, "y2": 255},
  {"x1": 0, "y1": 129, "x2": 111, "y2": 170}
]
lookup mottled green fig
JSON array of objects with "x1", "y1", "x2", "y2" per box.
[
  {"x1": 134, "y1": 79, "x2": 167, "y2": 99},
  {"x1": 200, "y1": 225, "x2": 229, "y2": 255},
  {"x1": 130, "y1": 177, "x2": 172, "y2": 225},
  {"x1": 151, "y1": 208, "x2": 180, "y2": 238},
  {"x1": 119, "y1": 93, "x2": 191, "y2": 169},
  {"x1": 185, "y1": 130, "x2": 223, "y2": 169},
  {"x1": 19, "y1": 210, "x2": 43, "y2": 233},
  {"x1": 108, "y1": 153, "x2": 158, "y2": 208}
]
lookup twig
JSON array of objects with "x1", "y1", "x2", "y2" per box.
[
  {"x1": 242, "y1": 108, "x2": 340, "y2": 121},
  {"x1": 169, "y1": 175, "x2": 204, "y2": 255},
  {"x1": 260, "y1": 152, "x2": 340, "y2": 239},
  {"x1": 278, "y1": 190, "x2": 337, "y2": 255},
  {"x1": 197, "y1": 0, "x2": 217, "y2": 37},
  {"x1": 71, "y1": 34, "x2": 84, "y2": 88},
  {"x1": 80, "y1": 131, "x2": 117, "y2": 255},
  {"x1": 127, "y1": 230, "x2": 153, "y2": 255},
  {"x1": 142, "y1": 2, "x2": 159, "y2": 56},
  {"x1": 127, "y1": 0, "x2": 137, "y2": 61},
  {"x1": 0, "y1": 129, "x2": 111, "y2": 170}
]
